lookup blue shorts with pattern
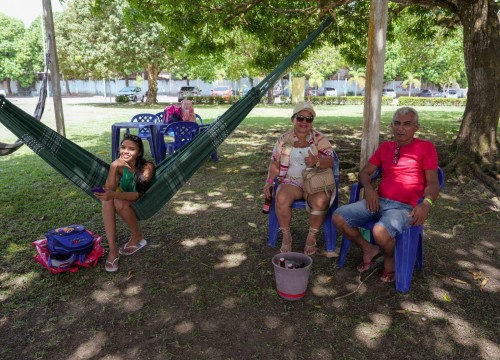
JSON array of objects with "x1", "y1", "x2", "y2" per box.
[{"x1": 334, "y1": 198, "x2": 414, "y2": 238}]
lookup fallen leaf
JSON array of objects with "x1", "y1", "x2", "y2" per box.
[
  {"x1": 248, "y1": 222, "x2": 257, "y2": 228},
  {"x1": 396, "y1": 309, "x2": 421, "y2": 314},
  {"x1": 442, "y1": 293, "x2": 452, "y2": 302},
  {"x1": 314, "y1": 305, "x2": 322, "y2": 309},
  {"x1": 449, "y1": 277, "x2": 467, "y2": 284},
  {"x1": 480, "y1": 278, "x2": 489, "y2": 289},
  {"x1": 126, "y1": 271, "x2": 134, "y2": 281},
  {"x1": 468, "y1": 270, "x2": 484, "y2": 281}
]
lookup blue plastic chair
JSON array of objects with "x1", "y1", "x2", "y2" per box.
[
  {"x1": 268, "y1": 151, "x2": 339, "y2": 257},
  {"x1": 123, "y1": 113, "x2": 158, "y2": 160},
  {"x1": 337, "y1": 167, "x2": 445, "y2": 293},
  {"x1": 195, "y1": 114, "x2": 219, "y2": 162},
  {"x1": 155, "y1": 112, "x2": 165, "y2": 122},
  {"x1": 164, "y1": 122, "x2": 200, "y2": 156}
]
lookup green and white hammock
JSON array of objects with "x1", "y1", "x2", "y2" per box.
[{"x1": 0, "y1": 17, "x2": 332, "y2": 220}]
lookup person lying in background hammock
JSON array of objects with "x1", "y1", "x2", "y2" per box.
[{"x1": 93, "y1": 134, "x2": 156, "y2": 272}]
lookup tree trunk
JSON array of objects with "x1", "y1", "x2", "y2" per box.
[
  {"x1": 6, "y1": 78, "x2": 12, "y2": 95},
  {"x1": 360, "y1": 0, "x2": 388, "y2": 169},
  {"x1": 65, "y1": 79, "x2": 71, "y2": 96},
  {"x1": 267, "y1": 88, "x2": 274, "y2": 104},
  {"x1": 452, "y1": 0, "x2": 500, "y2": 170},
  {"x1": 145, "y1": 63, "x2": 159, "y2": 105}
]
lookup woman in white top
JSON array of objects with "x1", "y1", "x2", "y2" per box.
[{"x1": 263, "y1": 102, "x2": 334, "y2": 255}]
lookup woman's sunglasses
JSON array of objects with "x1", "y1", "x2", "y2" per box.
[{"x1": 295, "y1": 114, "x2": 314, "y2": 123}]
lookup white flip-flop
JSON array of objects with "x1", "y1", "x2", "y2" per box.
[{"x1": 119, "y1": 239, "x2": 147, "y2": 256}]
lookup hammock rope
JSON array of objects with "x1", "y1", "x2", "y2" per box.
[{"x1": 0, "y1": 16, "x2": 332, "y2": 220}]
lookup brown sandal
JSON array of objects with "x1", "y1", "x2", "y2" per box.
[
  {"x1": 280, "y1": 227, "x2": 292, "y2": 253},
  {"x1": 304, "y1": 227, "x2": 319, "y2": 256}
]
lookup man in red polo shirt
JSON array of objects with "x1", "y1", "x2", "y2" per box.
[{"x1": 333, "y1": 107, "x2": 440, "y2": 282}]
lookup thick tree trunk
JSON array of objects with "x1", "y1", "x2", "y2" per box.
[
  {"x1": 452, "y1": 0, "x2": 500, "y2": 170},
  {"x1": 145, "y1": 63, "x2": 159, "y2": 105}
]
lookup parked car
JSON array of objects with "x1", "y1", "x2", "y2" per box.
[
  {"x1": 444, "y1": 89, "x2": 458, "y2": 99},
  {"x1": 117, "y1": 86, "x2": 145, "y2": 102},
  {"x1": 178, "y1": 86, "x2": 201, "y2": 102},
  {"x1": 417, "y1": 89, "x2": 432, "y2": 97},
  {"x1": 211, "y1": 86, "x2": 232, "y2": 99},
  {"x1": 382, "y1": 88, "x2": 397, "y2": 98},
  {"x1": 418, "y1": 89, "x2": 445, "y2": 98},
  {"x1": 241, "y1": 87, "x2": 251, "y2": 96},
  {"x1": 324, "y1": 87, "x2": 337, "y2": 96},
  {"x1": 305, "y1": 87, "x2": 319, "y2": 96}
]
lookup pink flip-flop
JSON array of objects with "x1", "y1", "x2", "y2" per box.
[
  {"x1": 380, "y1": 270, "x2": 395, "y2": 283},
  {"x1": 356, "y1": 261, "x2": 378, "y2": 273}
]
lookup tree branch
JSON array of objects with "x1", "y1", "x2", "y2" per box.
[{"x1": 391, "y1": 0, "x2": 458, "y2": 13}]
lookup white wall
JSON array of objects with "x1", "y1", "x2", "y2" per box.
[{"x1": 19, "y1": 77, "x2": 262, "y2": 97}]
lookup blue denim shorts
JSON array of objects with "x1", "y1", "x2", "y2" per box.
[{"x1": 334, "y1": 198, "x2": 414, "y2": 238}]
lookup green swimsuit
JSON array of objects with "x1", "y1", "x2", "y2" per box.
[{"x1": 119, "y1": 167, "x2": 136, "y2": 192}]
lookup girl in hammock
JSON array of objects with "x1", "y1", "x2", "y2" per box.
[{"x1": 94, "y1": 134, "x2": 156, "y2": 272}]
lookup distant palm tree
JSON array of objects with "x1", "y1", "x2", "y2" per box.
[
  {"x1": 308, "y1": 73, "x2": 324, "y2": 91},
  {"x1": 307, "y1": 73, "x2": 324, "y2": 100},
  {"x1": 401, "y1": 72, "x2": 421, "y2": 97},
  {"x1": 347, "y1": 68, "x2": 365, "y2": 96}
]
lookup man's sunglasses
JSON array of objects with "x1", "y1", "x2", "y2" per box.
[{"x1": 295, "y1": 114, "x2": 314, "y2": 123}]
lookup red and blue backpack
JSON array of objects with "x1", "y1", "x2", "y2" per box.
[{"x1": 46, "y1": 225, "x2": 93, "y2": 267}]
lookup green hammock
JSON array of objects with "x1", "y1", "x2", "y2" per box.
[{"x1": 0, "y1": 16, "x2": 332, "y2": 220}]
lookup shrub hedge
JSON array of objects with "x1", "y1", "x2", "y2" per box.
[
  {"x1": 279, "y1": 96, "x2": 393, "y2": 106},
  {"x1": 397, "y1": 96, "x2": 466, "y2": 106},
  {"x1": 115, "y1": 95, "x2": 130, "y2": 103},
  {"x1": 177, "y1": 95, "x2": 466, "y2": 107},
  {"x1": 180, "y1": 95, "x2": 267, "y2": 105}
]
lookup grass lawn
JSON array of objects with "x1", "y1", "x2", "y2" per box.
[{"x1": 1, "y1": 98, "x2": 498, "y2": 359}]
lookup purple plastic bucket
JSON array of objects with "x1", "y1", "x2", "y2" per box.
[{"x1": 272, "y1": 252, "x2": 313, "y2": 301}]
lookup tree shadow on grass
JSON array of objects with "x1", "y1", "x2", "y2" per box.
[{"x1": 0, "y1": 121, "x2": 498, "y2": 359}]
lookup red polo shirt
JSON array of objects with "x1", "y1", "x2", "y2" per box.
[{"x1": 369, "y1": 138, "x2": 438, "y2": 207}]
